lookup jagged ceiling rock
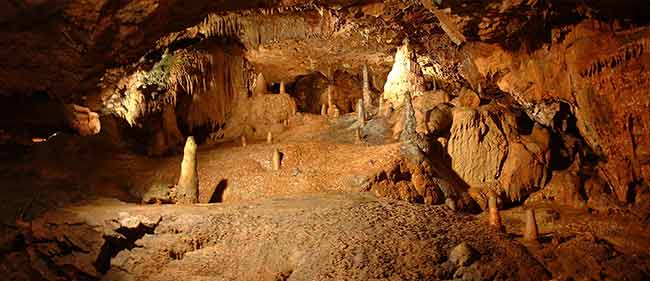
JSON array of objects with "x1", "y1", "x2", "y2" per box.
[{"x1": 0, "y1": 0, "x2": 384, "y2": 99}]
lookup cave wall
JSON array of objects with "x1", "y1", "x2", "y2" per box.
[{"x1": 465, "y1": 20, "x2": 650, "y2": 203}]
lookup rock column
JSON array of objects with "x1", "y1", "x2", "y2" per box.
[{"x1": 176, "y1": 136, "x2": 199, "y2": 204}]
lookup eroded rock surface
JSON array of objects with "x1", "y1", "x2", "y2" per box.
[{"x1": 14, "y1": 194, "x2": 549, "y2": 281}]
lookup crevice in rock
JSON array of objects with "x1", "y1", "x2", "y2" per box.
[{"x1": 94, "y1": 223, "x2": 159, "y2": 274}]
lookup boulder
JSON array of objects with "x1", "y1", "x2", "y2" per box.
[
  {"x1": 449, "y1": 242, "x2": 479, "y2": 267},
  {"x1": 453, "y1": 88, "x2": 481, "y2": 108},
  {"x1": 447, "y1": 107, "x2": 508, "y2": 187},
  {"x1": 449, "y1": 105, "x2": 550, "y2": 205},
  {"x1": 426, "y1": 103, "x2": 454, "y2": 136},
  {"x1": 63, "y1": 104, "x2": 101, "y2": 136}
]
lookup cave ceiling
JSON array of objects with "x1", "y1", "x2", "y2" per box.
[{"x1": 1, "y1": 0, "x2": 649, "y2": 100}]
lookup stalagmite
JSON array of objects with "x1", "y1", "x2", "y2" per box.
[
  {"x1": 356, "y1": 127, "x2": 363, "y2": 142},
  {"x1": 326, "y1": 85, "x2": 334, "y2": 116},
  {"x1": 524, "y1": 209, "x2": 539, "y2": 242},
  {"x1": 241, "y1": 135, "x2": 247, "y2": 147},
  {"x1": 488, "y1": 192, "x2": 503, "y2": 231},
  {"x1": 272, "y1": 148, "x2": 281, "y2": 171},
  {"x1": 362, "y1": 64, "x2": 371, "y2": 110},
  {"x1": 332, "y1": 106, "x2": 340, "y2": 118},
  {"x1": 267, "y1": 132, "x2": 273, "y2": 144},
  {"x1": 253, "y1": 73, "x2": 266, "y2": 96},
  {"x1": 400, "y1": 92, "x2": 418, "y2": 143},
  {"x1": 321, "y1": 104, "x2": 327, "y2": 116},
  {"x1": 176, "y1": 137, "x2": 198, "y2": 204},
  {"x1": 357, "y1": 99, "x2": 366, "y2": 126},
  {"x1": 280, "y1": 81, "x2": 286, "y2": 95}
]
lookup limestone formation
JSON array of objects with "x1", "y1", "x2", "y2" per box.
[
  {"x1": 176, "y1": 136, "x2": 199, "y2": 204},
  {"x1": 64, "y1": 104, "x2": 101, "y2": 136},
  {"x1": 524, "y1": 209, "x2": 539, "y2": 242},
  {"x1": 382, "y1": 38, "x2": 426, "y2": 108},
  {"x1": 449, "y1": 243, "x2": 478, "y2": 267},
  {"x1": 447, "y1": 107, "x2": 508, "y2": 188},
  {"x1": 357, "y1": 99, "x2": 366, "y2": 126},
  {"x1": 272, "y1": 148, "x2": 282, "y2": 171},
  {"x1": 445, "y1": 198, "x2": 457, "y2": 211},
  {"x1": 355, "y1": 127, "x2": 363, "y2": 142},
  {"x1": 466, "y1": 21, "x2": 650, "y2": 203},
  {"x1": 488, "y1": 192, "x2": 503, "y2": 231},
  {"x1": 454, "y1": 88, "x2": 481, "y2": 108},
  {"x1": 362, "y1": 64, "x2": 372, "y2": 110},
  {"x1": 526, "y1": 168, "x2": 585, "y2": 208},
  {"x1": 241, "y1": 135, "x2": 247, "y2": 147},
  {"x1": 279, "y1": 81, "x2": 286, "y2": 95},
  {"x1": 267, "y1": 132, "x2": 273, "y2": 144},
  {"x1": 253, "y1": 73, "x2": 267, "y2": 96},
  {"x1": 331, "y1": 106, "x2": 340, "y2": 118},
  {"x1": 400, "y1": 92, "x2": 431, "y2": 154},
  {"x1": 326, "y1": 85, "x2": 334, "y2": 115},
  {"x1": 426, "y1": 103, "x2": 453, "y2": 136},
  {"x1": 321, "y1": 104, "x2": 327, "y2": 116}
]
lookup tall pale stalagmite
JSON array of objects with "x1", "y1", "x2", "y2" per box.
[
  {"x1": 321, "y1": 104, "x2": 327, "y2": 116},
  {"x1": 362, "y1": 64, "x2": 372, "y2": 110},
  {"x1": 327, "y1": 85, "x2": 333, "y2": 114},
  {"x1": 241, "y1": 135, "x2": 247, "y2": 147},
  {"x1": 280, "y1": 81, "x2": 286, "y2": 95},
  {"x1": 524, "y1": 208, "x2": 539, "y2": 242},
  {"x1": 267, "y1": 132, "x2": 273, "y2": 144},
  {"x1": 488, "y1": 192, "x2": 503, "y2": 231},
  {"x1": 253, "y1": 73, "x2": 267, "y2": 96},
  {"x1": 176, "y1": 136, "x2": 199, "y2": 204},
  {"x1": 272, "y1": 148, "x2": 281, "y2": 171},
  {"x1": 357, "y1": 99, "x2": 366, "y2": 126}
]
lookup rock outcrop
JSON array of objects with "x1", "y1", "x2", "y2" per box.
[
  {"x1": 465, "y1": 20, "x2": 650, "y2": 203},
  {"x1": 63, "y1": 104, "x2": 101, "y2": 136},
  {"x1": 448, "y1": 104, "x2": 551, "y2": 207}
]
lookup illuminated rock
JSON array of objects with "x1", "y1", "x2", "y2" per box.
[
  {"x1": 176, "y1": 137, "x2": 199, "y2": 204},
  {"x1": 382, "y1": 39, "x2": 426, "y2": 108}
]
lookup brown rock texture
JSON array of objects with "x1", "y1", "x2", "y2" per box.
[
  {"x1": 466, "y1": 20, "x2": 650, "y2": 202},
  {"x1": 448, "y1": 104, "x2": 551, "y2": 206},
  {"x1": 63, "y1": 104, "x2": 101, "y2": 136}
]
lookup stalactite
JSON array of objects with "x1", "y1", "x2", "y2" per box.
[{"x1": 580, "y1": 38, "x2": 649, "y2": 78}]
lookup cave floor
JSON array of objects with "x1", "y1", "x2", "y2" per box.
[{"x1": 1, "y1": 113, "x2": 649, "y2": 280}]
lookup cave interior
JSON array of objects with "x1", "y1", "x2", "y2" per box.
[{"x1": 1, "y1": 0, "x2": 650, "y2": 280}]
